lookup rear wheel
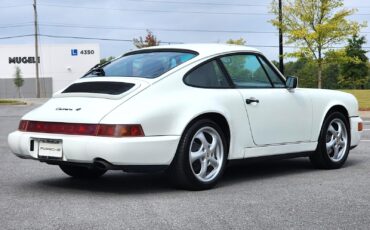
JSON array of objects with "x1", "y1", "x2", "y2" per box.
[
  {"x1": 310, "y1": 112, "x2": 350, "y2": 169},
  {"x1": 167, "y1": 119, "x2": 228, "y2": 190},
  {"x1": 59, "y1": 165, "x2": 106, "y2": 179}
]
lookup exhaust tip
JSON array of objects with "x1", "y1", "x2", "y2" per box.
[{"x1": 93, "y1": 158, "x2": 113, "y2": 170}]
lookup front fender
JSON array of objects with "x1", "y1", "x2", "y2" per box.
[{"x1": 309, "y1": 89, "x2": 359, "y2": 141}]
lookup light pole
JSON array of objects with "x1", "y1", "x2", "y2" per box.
[
  {"x1": 278, "y1": 0, "x2": 284, "y2": 75},
  {"x1": 33, "y1": 0, "x2": 40, "y2": 98}
]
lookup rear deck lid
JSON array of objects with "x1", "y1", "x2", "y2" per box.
[{"x1": 22, "y1": 77, "x2": 151, "y2": 123}]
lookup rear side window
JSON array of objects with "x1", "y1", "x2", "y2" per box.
[{"x1": 184, "y1": 60, "x2": 231, "y2": 88}]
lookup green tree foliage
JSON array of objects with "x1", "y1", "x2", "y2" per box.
[
  {"x1": 285, "y1": 58, "x2": 317, "y2": 88},
  {"x1": 133, "y1": 30, "x2": 160, "y2": 48},
  {"x1": 100, "y1": 56, "x2": 115, "y2": 65},
  {"x1": 226, "y1": 38, "x2": 246, "y2": 45},
  {"x1": 367, "y1": 62, "x2": 370, "y2": 88},
  {"x1": 282, "y1": 57, "x2": 370, "y2": 89},
  {"x1": 323, "y1": 63, "x2": 341, "y2": 89},
  {"x1": 270, "y1": 0, "x2": 363, "y2": 88},
  {"x1": 13, "y1": 66, "x2": 24, "y2": 98},
  {"x1": 339, "y1": 35, "x2": 369, "y2": 89}
]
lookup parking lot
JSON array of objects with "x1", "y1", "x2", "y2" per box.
[{"x1": 0, "y1": 103, "x2": 369, "y2": 229}]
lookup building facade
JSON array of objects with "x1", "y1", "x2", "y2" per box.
[{"x1": 0, "y1": 44, "x2": 100, "y2": 98}]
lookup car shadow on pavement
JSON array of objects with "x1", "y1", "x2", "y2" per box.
[
  {"x1": 220, "y1": 157, "x2": 361, "y2": 187},
  {"x1": 36, "y1": 157, "x2": 360, "y2": 194},
  {"x1": 37, "y1": 171, "x2": 175, "y2": 195},
  {"x1": 220, "y1": 158, "x2": 314, "y2": 187}
]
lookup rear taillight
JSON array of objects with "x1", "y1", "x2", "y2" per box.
[
  {"x1": 18, "y1": 120, "x2": 28, "y2": 131},
  {"x1": 97, "y1": 124, "x2": 144, "y2": 137},
  {"x1": 358, "y1": 122, "x2": 363, "y2": 131},
  {"x1": 18, "y1": 120, "x2": 144, "y2": 137},
  {"x1": 23, "y1": 121, "x2": 98, "y2": 136}
]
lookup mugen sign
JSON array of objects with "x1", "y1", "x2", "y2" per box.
[{"x1": 8, "y1": 57, "x2": 40, "y2": 64}]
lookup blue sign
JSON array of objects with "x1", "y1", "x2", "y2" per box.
[{"x1": 71, "y1": 49, "x2": 78, "y2": 56}]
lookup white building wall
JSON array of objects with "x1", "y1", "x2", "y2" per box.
[{"x1": 0, "y1": 44, "x2": 100, "y2": 94}]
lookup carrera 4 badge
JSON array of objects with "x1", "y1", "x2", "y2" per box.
[{"x1": 56, "y1": 107, "x2": 82, "y2": 111}]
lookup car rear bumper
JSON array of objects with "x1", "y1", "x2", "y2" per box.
[
  {"x1": 8, "y1": 131, "x2": 180, "y2": 166},
  {"x1": 350, "y1": 116, "x2": 363, "y2": 147}
]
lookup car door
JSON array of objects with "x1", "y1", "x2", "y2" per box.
[{"x1": 219, "y1": 53, "x2": 312, "y2": 146}]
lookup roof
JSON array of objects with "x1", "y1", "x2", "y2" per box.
[{"x1": 138, "y1": 43, "x2": 262, "y2": 57}]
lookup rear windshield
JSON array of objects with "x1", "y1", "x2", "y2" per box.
[{"x1": 84, "y1": 51, "x2": 197, "y2": 79}]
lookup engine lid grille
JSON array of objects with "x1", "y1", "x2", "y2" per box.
[{"x1": 62, "y1": 82, "x2": 135, "y2": 95}]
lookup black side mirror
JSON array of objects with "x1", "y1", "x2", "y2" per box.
[{"x1": 286, "y1": 76, "x2": 298, "y2": 89}]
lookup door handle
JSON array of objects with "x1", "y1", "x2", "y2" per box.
[{"x1": 246, "y1": 97, "x2": 259, "y2": 104}]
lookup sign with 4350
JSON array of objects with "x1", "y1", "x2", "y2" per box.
[
  {"x1": 80, "y1": 50, "x2": 95, "y2": 55},
  {"x1": 71, "y1": 49, "x2": 95, "y2": 56}
]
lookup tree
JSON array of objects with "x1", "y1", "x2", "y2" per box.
[
  {"x1": 339, "y1": 35, "x2": 369, "y2": 89},
  {"x1": 285, "y1": 57, "x2": 317, "y2": 87},
  {"x1": 367, "y1": 62, "x2": 370, "y2": 88},
  {"x1": 13, "y1": 66, "x2": 24, "y2": 98},
  {"x1": 100, "y1": 56, "x2": 115, "y2": 65},
  {"x1": 271, "y1": 0, "x2": 363, "y2": 88},
  {"x1": 133, "y1": 30, "x2": 160, "y2": 48},
  {"x1": 323, "y1": 63, "x2": 340, "y2": 89},
  {"x1": 226, "y1": 38, "x2": 246, "y2": 45}
]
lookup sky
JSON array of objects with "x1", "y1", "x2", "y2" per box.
[{"x1": 0, "y1": 0, "x2": 369, "y2": 62}]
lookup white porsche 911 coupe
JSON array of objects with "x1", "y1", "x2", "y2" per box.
[{"x1": 8, "y1": 44, "x2": 363, "y2": 190}]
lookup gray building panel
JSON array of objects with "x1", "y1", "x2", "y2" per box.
[{"x1": 0, "y1": 78, "x2": 53, "y2": 98}]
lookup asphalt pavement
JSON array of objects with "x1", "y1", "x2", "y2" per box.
[{"x1": 0, "y1": 103, "x2": 369, "y2": 229}]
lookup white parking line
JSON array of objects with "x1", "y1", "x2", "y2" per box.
[{"x1": 361, "y1": 140, "x2": 370, "y2": 142}]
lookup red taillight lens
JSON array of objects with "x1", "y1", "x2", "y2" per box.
[
  {"x1": 18, "y1": 120, "x2": 144, "y2": 137},
  {"x1": 18, "y1": 120, "x2": 29, "y2": 131},
  {"x1": 358, "y1": 122, "x2": 363, "y2": 131},
  {"x1": 97, "y1": 124, "x2": 144, "y2": 137},
  {"x1": 24, "y1": 121, "x2": 98, "y2": 135},
  {"x1": 96, "y1": 124, "x2": 116, "y2": 136}
]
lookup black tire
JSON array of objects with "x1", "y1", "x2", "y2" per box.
[
  {"x1": 310, "y1": 111, "x2": 351, "y2": 169},
  {"x1": 59, "y1": 165, "x2": 106, "y2": 179},
  {"x1": 167, "y1": 119, "x2": 228, "y2": 190}
]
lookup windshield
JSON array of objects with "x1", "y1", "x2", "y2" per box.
[{"x1": 84, "y1": 51, "x2": 197, "y2": 79}]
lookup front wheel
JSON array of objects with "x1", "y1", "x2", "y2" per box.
[
  {"x1": 310, "y1": 112, "x2": 351, "y2": 169},
  {"x1": 167, "y1": 119, "x2": 228, "y2": 190},
  {"x1": 59, "y1": 165, "x2": 106, "y2": 179}
]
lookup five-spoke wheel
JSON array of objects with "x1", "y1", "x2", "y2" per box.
[
  {"x1": 325, "y1": 119, "x2": 348, "y2": 162},
  {"x1": 310, "y1": 111, "x2": 350, "y2": 169},
  {"x1": 189, "y1": 127, "x2": 224, "y2": 183},
  {"x1": 167, "y1": 119, "x2": 228, "y2": 190}
]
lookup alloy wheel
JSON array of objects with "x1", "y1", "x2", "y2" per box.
[
  {"x1": 325, "y1": 118, "x2": 348, "y2": 162},
  {"x1": 188, "y1": 126, "x2": 224, "y2": 182}
]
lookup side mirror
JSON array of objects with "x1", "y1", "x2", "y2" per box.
[{"x1": 286, "y1": 76, "x2": 298, "y2": 89}]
